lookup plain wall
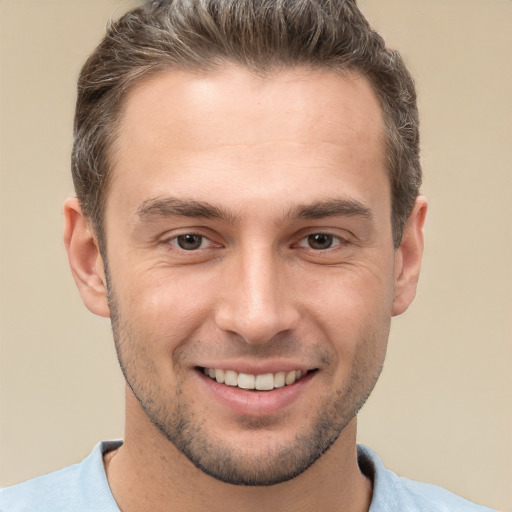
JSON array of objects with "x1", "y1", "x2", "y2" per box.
[{"x1": 0, "y1": 1, "x2": 510, "y2": 510}]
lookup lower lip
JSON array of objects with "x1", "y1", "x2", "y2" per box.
[{"x1": 197, "y1": 370, "x2": 316, "y2": 417}]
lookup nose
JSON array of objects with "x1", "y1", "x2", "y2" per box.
[{"x1": 214, "y1": 247, "x2": 300, "y2": 344}]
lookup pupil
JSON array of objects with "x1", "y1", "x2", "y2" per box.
[
  {"x1": 177, "y1": 234, "x2": 202, "y2": 250},
  {"x1": 308, "y1": 233, "x2": 333, "y2": 250}
]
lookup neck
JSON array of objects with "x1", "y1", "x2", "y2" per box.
[{"x1": 105, "y1": 397, "x2": 372, "y2": 512}]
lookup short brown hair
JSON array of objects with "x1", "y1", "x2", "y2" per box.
[{"x1": 72, "y1": 0, "x2": 421, "y2": 249}]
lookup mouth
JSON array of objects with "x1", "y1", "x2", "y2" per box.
[{"x1": 200, "y1": 367, "x2": 313, "y2": 391}]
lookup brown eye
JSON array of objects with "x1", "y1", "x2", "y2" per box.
[
  {"x1": 307, "y1": 233, "x2": 334, "y2": 250},
  {"x1": 176, "y1": 234, "x2": 204, "y2": 250}
]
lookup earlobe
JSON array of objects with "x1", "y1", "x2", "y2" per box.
[
  {"x1": 63, "y1": 197, "x2": 110, "y2": 318},
  {"x1": 392, "y1": 196, "x2": 427, "y2": 316}
]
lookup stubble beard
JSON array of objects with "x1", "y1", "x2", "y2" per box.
[{"x1": 106, "y1": 277, "x2": 385, "y2": 486}]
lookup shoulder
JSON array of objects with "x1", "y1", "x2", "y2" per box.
[
  {"x1": 357, "y1": 445, "x2": 499, "y2": 512},
  {"x1": 0, "y1": 441, "x2": 121, "y2": 512}
]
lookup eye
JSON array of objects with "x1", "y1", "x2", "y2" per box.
[
  {"x1": 298, "y1": 233, "x2": 343, "y2": 250},
  {"x1": 170, "y1": 234, "x2": 209, "y2": 251},
  {"x1": 307, "y1": 233, "x2": 334, "y2": 250}
]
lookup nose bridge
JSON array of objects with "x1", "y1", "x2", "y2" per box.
[{"x1": 215, "y1": 242, "x2": 298, "y2": 344}]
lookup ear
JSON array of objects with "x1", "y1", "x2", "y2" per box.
[
  {"x1": 63, "y1": 197, "x2": 110, "y2": 318},
  {"x1": 392, "y1": 196, "x2": 427, "y2": 316}
]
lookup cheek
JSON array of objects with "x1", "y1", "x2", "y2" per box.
[
  {"x1": 304, "y1": 264, "x2": 395, "y2": 324},
  {"x1": 301, "y1": 267, "x2": 393, "y2": 365},
  {"x1": 112, "y1": 265, "x2": 219, "y2": 349}
]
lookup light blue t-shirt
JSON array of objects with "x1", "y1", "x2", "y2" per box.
[{"x1": 0, "y1": 441, "x2": 498, "y2": 511}]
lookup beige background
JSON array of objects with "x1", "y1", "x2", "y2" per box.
[{"x1": 0, "y1": 0, "x2": 510, "y2": 510}]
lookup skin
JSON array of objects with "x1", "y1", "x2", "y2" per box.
[{"x1": 64, "y1": 66, "x2": 426, "y2": 512}]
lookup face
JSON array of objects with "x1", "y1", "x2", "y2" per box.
[{"x1": 93, "y1": 67, "x2": 409, "y2": 485}]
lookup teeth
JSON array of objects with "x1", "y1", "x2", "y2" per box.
[
  {"x1": 202, "y1": 368, "x2": 308, "y2": 390},
  {"x1": 238, "y1": 373, "x2": 255, "y2": 389},
  {"x1": 224, "y1": 370, "x2": 238, "y2": 386},
  {"x1": 255, "y1": 373, "x2": 274, "y2": 391},
  {"x1": 274, "y1": 371, "x2": 286, "y2": 388},
  {"x1": 285, "y1": 370, "x2": 296, "y2": 385}
]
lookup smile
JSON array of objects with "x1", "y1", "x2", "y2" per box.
[{"x1": 201, "y1": 367, "x2": 309, "y2": 391}]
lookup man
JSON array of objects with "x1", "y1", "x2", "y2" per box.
[{"x1": 0, "y1": 0, "x2": 498, "y2": 510}]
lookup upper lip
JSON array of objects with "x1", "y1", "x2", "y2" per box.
[
  {"x1": 197, "y1": 361, "x2": 316, "y2": 375},
  {"x1": 196, "y1": 360, "x2": 316, "y2": 375}
]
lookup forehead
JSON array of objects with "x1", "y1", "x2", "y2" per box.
[
  {"x1": 107, "y1": 66, "x2": 388, "y2": 220},
  {"x1": 116, "y1": 65, "x2": 383, "y2": 152}
]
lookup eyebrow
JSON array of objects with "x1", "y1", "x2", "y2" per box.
[
  {"x1": 136, "y1": 197, "x2": 237, "y2": 223},
  {"x1": 288, "y1": 199, "x2": 373, "y2": 221},
  {"x1": 136, "y1": 196, "x2": 373, "y2": 223}
]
